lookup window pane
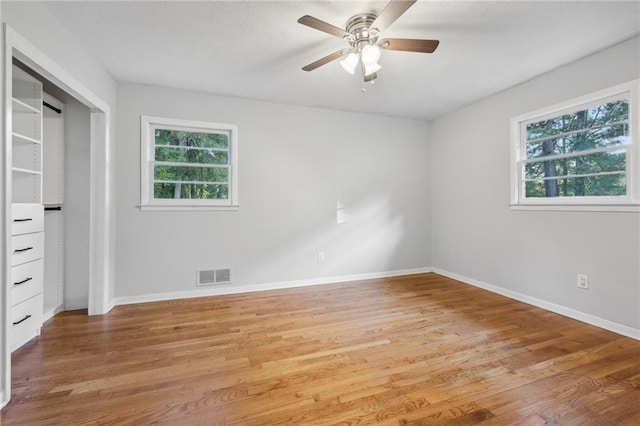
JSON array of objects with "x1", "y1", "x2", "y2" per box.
[
  {"x1": 526, "y1": 123, "x2": 628, "y2": 159},
  {"x1": 154, "y1": 165, "x2": 228, "y2": 183},
  {"x1": 142, "y1": 116, "x2": 237, "y2": 207},
  {"x1": 526, "y1": 100, "x2": 628, "y2": 143},
  {"x1": 513, "y1": 85, "x2": 636, "y2": 205},
  {"x1": 155, "y1": 146, "x2": 228, "y2": 165},
  {"x1": 524, "y1": 150, "x2": 626, "y2": 180},
  {"x1": 154, "y1": 183, "x2": 229, "y2": 200},
  {"x1": 154, "y1": 128, "x2": 229, "y2": 149},
  {"x1": 525, "y1": 173, "x2": 626, "y2": 198}
]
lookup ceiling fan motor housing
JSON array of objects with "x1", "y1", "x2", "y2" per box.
[{"x1": 345, "y1": 13, "x2": 379, "y2": 51}]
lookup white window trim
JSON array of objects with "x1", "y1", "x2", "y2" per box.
[
  {"x1": 140, "y1": 115, "x2": 239, "y2": 211},
  {"x1": 510, "y1": 80, "x2": 640, "y2": 212}
]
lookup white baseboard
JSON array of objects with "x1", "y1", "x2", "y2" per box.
[
  {"x1": 64, "y1": 302, "x2": 88, "y2": 312},
  {"x1": 0, "y1": 391, "x2": 7, "y2": 411},
  {"x1": 43, "y1": 305, "x2": 64, "y2": 322},
  {"x1": 108, "y1": 266, "x2": 639, "y2": 341},
  {"x1": 106, "y1": 298, "x2": 116, "y2": 314},
  {"x1": 113, "y1": 267, "x2": 433, "y2": 307},
  {"x1": 432, "y1": 268, "x2": 640, "y2": 341}
]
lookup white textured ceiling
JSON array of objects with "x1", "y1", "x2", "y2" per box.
[{"x1": 41, "y1": 1, "x2": 640, "y2": 121}]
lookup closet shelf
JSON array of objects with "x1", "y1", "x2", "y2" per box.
[
  {"x1": 12, "y1": 166, "x2": 42, "y2": 176},
  {"x1": 12, "y1": 132, "x2": 41, "y2": 145},
  {"x1": 12, "y1": 97, "x2": 41, "y2": 114}
]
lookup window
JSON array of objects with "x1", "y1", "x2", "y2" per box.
[
  {"x1": 140, "y1": 116, "x2": 238, "y2": 210},
  {"x1": 510, "y1": 81, "x2": 639, "y2": 211}
]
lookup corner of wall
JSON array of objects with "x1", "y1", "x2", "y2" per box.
[
  {"x1": 428, "y1": 35, "x2": 640, "y2": 332},
  {"x1": 433, "y1": 268, "x2": 640, "y2": 341}
]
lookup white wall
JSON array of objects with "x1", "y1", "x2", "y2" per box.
[
  {"x1": 116, "y1": 83, "x2": 430, "y2": 299},
  {"x1": 2, "y1": 2, "x2": 116, "y2": 107},
  {"x1": 63, "y1": 99, "x2": 90, "y2": 309},
  {"x1": 0, "y1": 0, "x2": 7, "y2": 412},
  {"x1": 430, "y1": 36, "x2": 640, "y2": 331}
]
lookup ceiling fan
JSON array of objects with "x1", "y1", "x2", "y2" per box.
[{"x1": 297, "y1": 0, "x2": 439, "y2": 83}]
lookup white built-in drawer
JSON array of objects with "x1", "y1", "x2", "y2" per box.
[
  {"x1": 11, "y1": 203, "x2": 44, "y2": 236},
  {"x1": 11, "y1": 293, "x2": 43, "y2": 352},
  {"x1": 11, "y1": 259, "x2": 44, "y2": 306},
  {"x1": 11, "y1": 232, "x2": 44, "y2": 267}
]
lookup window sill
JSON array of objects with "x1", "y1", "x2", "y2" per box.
[
  {"x1": 510, "y1": 203, "x2": 640, "y2": 213},
  {"x1": 139, "y1": 204, "x2": 239, "y2": 212}
]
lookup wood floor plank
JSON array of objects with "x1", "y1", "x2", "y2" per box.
[{"x1": 1, "y1": 273, "x2": 639, "y2": 425}]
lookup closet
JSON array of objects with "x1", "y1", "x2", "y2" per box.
[
  {"x1": 2, "y1": 26, "x2": 111, "y2": 409},
  {"x1": 8, "y1": 62, "x2": 78, "y2": 352},
  {"x1": 9, "y1": 65, "x2": 44, "y2": 351}
]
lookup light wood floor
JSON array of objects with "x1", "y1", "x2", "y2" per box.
[{"x1": 2, "y1": 273, "x2": 639, "y2": 425}]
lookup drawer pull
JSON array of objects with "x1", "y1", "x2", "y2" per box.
[
  {"x1": 13, "y1": 315, "x2": 31, "y2": 325},
  {"x1": 14, "y1": 277, "x2": 33, "y2": 286},
  {"x1": 13, "y1": 218, "x2": 33, "y2": 222},
  {"x1": 14, "y1": 246, "x2": 33, "y2": 253}
]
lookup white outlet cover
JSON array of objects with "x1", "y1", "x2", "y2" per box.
[{"x1": 577, "y1": 274, "x2": 589, "y2": 289}]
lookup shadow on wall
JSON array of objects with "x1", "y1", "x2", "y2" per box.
[{"x1": 243, "y1": 193, "x2": 407, "y2": 285}]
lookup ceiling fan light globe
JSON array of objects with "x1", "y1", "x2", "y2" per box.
[
  {"x1": 364, "y1": 62, "x2": 382, "y2": 76},
  {"x1": 361, "y1": 44, "x2": 381, "y2": 66},
  {"x1": 340, "y1": 52, "x2": 359, "y2": 74}
]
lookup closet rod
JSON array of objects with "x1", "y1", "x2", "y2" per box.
[{"x1": 43, "y1": 101, "x2": 62, "y2": 114}]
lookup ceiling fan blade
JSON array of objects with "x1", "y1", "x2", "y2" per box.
[
  {"x1": 298, "y1": 15, "x2": 351, "y2": 39},
  {"x1": 370, "y1": 0, "x2": 417, "y2": 34},
  {"x1": 380, "y1": 38, "x2": 440, "y2": 53},
  {"x1": 364, "y1": 72, "x2": 378, "y2": 83},
  {"x1": 302, "y1": 50, "x2": 348, "y2": 71}
]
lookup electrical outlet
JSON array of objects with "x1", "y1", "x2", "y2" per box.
[
  {"x1": 318, "y1": 251, "x2": 325, "y2": 262},
  {"x1": 577, "y1": 274, "x2": 589, "y2": 289}
]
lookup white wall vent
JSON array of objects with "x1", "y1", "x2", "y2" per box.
[{"x1": 197, "y1": 268, "x2": 232, "y2": 286}]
